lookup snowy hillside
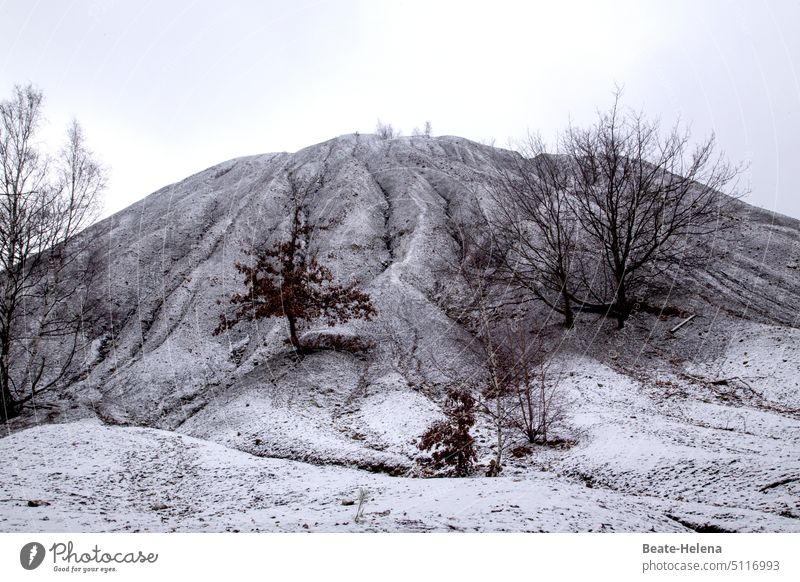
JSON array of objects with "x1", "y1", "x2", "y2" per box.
[{"x1": 2, "y1": 134, "x2": 799, "y2": 532}]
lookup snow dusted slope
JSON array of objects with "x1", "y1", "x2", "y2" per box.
[
  {"x1": 2, "y1": 134, "x2": 799, "y2": 532},
  {"x1": 45, "y1": 134, "x2": 520, "y2": 465},
  {"x1": 61, "y1": 135, "x2": 800, "y2": 424}
]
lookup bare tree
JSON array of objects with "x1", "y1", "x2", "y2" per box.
[
  {"x1": 412, "y1": 121, "x2": 433, "y2": 138},
  {"x1": 214, "y1": 170, "x2": 376, "y2": 351},
  {"x1": 490, "y1": 135, "x2": 580, "y2": 328},
  {"x1": 500, "y1": 325, "x2": 566, "y2": 445},
  {"x1": 494, "y1": 94, "x2": 741, "y2": 330},
  {"x1": 562, "y1": 92, "x2": 741, "y2": 328},
  {"x1": 436, "y1": 215, "x2": 525, "y2": 475},
  {"x1": 0, "y1": 85, "x2": 105, "y2": 422},
  {"x1": 435, "y1": 215, "x2": 572, "y2": 471},
  {"x1": 375, "y1": 119, "x2": 398, "y2": 140}
]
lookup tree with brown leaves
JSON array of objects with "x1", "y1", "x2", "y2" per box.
[
  {"x1": 214, "y1": 171, "x2": 376, "y2": 351},
  {"x1": 418, "y1": 388, "x2": 478, "y2": 477}
]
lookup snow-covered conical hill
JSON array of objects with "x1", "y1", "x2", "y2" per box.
[{"x1": 3, "y1": 134, "x2": 799, "y2": 532}]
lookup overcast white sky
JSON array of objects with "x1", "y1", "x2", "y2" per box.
[{"x1": 1, "y1": 0, "x2": 798, "y2": 218}]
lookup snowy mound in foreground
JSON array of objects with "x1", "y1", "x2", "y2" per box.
[{"x1": 2, "y1": 420, "x2": 798, "y2": 533}]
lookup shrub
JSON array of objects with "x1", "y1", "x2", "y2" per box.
[{"x1": 418, "y1": 389, "x2": 477, "y2": 477}]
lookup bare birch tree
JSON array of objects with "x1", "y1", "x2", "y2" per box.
[{"x1": 0, "y1": 84, "x2": 105, "y2": 422}]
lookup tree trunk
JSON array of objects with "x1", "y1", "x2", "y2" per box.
[
  {"x1": 615, "y1": 278, "x2": 629, "y2": 329},
  {"x1": 0, "y1": 368, "x2": 18, "y2": 422},
  {"x1": 562, "y1": 288, "x2": 575, "y2": 328},
  {"x1": 0, "y1": 335, "x2": 18, "y2": 421},
  {"x1": 286, "y1": 315, "x2": 302, "y2": 349},
  {"x1": 526, "y1": 428, "x2": 536, "y2": 444},
  {"x1": 0, "y1": 383, "x2": 17, "y2": 422},
  {"x1": 494, "y1": 392, "x2": 503, "y2": 471}
]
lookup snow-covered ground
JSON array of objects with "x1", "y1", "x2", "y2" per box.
[{"x1": 1, "y1": 418, "x2": 796, "y2": 533}]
